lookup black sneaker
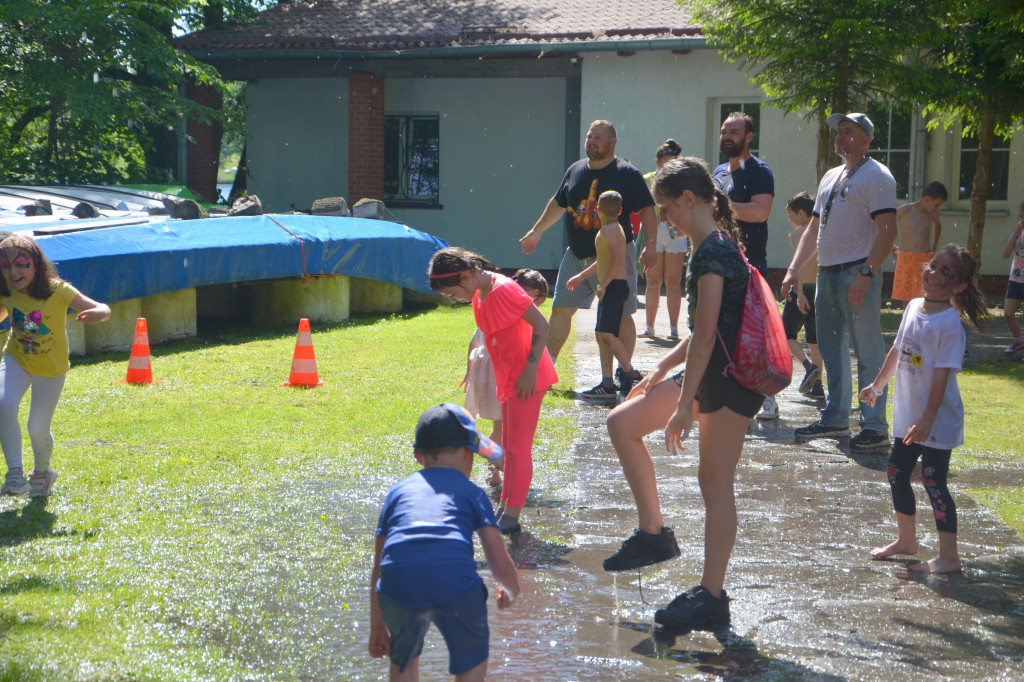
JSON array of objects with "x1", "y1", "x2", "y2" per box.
[
  {"x1": 603, "y1": 527, "x2": 681, "y2": 571},
  {"x1": 850, "y1": 430, "x2": 889, "y2": 450},
  {"x1": 581, "y1": 380, "x2": 618, "y2": 402},
  {"x1": 654, "y1": 585, "x2": 731, "y2": 633},
  {"x1": 805, "y1": 381, "x2": 825, "y2": 400},
  {"x1": 794, "y1": 420, "x2": 850, "y2": 440},
  {"x1": 798, "y1": 362, "x2": 822, "y2": 394},
  {"x1": 619, "y1": 369, "x2": 642, "y2": 397},
  {"x1": 497, "y1": 515, "x2": 522, "y2": 535}
]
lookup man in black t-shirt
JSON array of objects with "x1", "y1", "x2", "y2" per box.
[{"x1": 521, "y1": 120, "x2": 657, "y2": 398}]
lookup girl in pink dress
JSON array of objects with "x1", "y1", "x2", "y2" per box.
[{"x1": 429, "y1": 248, "x2": 558, "y2": 534}]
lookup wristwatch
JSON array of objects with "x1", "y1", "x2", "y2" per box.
[{"x1": 858, "y1": 265, "x2": 873, "y2": 278}]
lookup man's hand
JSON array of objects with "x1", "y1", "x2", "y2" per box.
[
  {"x1": 520, "y1": 229, "x2": 541, "y2": 255},
  {"x1": 566, "y1": 274, "x2": 581, "y2": 292},
  {"x1": 848, "y1": 274, "x2": 870, "y2": 307},
  {"x1": 780, "y1": 268, "x2": 800, "y2": 298}
]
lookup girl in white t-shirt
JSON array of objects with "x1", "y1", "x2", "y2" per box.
[{"x1": 860, "y1": 244, "x2": 988, "y2": 574}]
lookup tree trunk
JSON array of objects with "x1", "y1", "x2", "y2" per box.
[
  {"x1": 228, "y1": 141, "x2": 248, "y2": 204},
  {"x1": 967, "y1": 110, "x2": 995, "y2": 271},
  {"x1": 815, "y1": 101, "x2": 832, "y2": 183}
]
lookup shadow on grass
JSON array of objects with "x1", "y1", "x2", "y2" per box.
[
  {"x1": 69, "y1": 305, "x2": 444, "y2": 367},
  {"x1": 620, "y1": 621, "x2": 848, "y2": 680},
  {"x1": 0, "y1": 499, "x2": 93, "y2": 549}
]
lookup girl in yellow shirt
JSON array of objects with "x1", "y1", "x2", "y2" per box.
[{"x1": 0, "y1": 235, "x2": 110, "y2": 498}]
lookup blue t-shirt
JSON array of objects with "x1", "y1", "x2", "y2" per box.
[
  {"x1": 712, "y1": 155, "x2": 775, "y2": 263},
  {"x1": 375, "y1": 467, "x2": 498, "y2": 608}
]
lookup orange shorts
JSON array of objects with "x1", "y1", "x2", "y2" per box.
[{"x1": 892, "y1": 251, "x2": 932, "y2": 301}]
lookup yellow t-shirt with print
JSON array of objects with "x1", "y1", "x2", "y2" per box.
[{"x1": 1, "y1": 280, "x2": 79, "y2": 377}]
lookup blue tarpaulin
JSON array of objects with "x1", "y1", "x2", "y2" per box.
[{"x1": 32, "y1": 215, "x2": 449, "y2": 303}]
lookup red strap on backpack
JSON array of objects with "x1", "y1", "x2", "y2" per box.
[{"x1": 715, "y1": 245, "x2": 793, "y2": 396}]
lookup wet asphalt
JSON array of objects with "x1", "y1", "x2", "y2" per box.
[{"x1": 472, "y1": 297, "x2": 1024, "y2": 681}]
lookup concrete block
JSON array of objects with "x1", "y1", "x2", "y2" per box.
[
  {"x1": 85, "y1": 298, "x2": 141, "y2": 353},
  {"x1": 251, "y1": 276, "x2": 350, "y2": 326},
  {"x1": 142, "y1": 288, "x2": 197, "y2": 344},
  {"x1": 67, "y1": 315, "x2": 85, "y2": 356},
  {"x1": 403, "y1": 288, "x2": 446, "y2": 306},
  {"x1": 350, "y1": 277, "x2": 402, "y2": 313}
]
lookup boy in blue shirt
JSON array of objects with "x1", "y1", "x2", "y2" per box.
[{"x1": 369, "y1": 403, "x2": 520, "y2": 681}]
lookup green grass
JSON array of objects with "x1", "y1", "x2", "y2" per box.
[{"x1": 0, "y1": 303, "x2": 577, "y2": 680}]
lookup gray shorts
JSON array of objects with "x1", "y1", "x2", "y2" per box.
[{"x1": 552, "y1": 243, "x2": 637, "y2": 316}]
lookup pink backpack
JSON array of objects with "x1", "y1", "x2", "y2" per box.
[{"x1": 716, "y1": 246, "x2": 792, "y2": 396}]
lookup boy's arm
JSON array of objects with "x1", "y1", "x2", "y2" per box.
[
  {"x1": 782, "y1": 216, "x2": 819, "y2": 294},
  {"x1": 931, "y1": 213, "x2": 942, "y2": 252},
  {"x1": 368, "y1": 536, "x2": 390, "y2": 658},
  {"x1": 904, "y1": 367, "x2": 952, "y2": 445},
  {"x1": 479, "y1": 525, "x2": 520, "y2": 609}
]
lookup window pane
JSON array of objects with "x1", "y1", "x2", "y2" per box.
[
  {"x1": 888, "y1": 151, "x2": 910, "y2": 200},
  {"x1": 384, "y1": 115, "x2": 440, "y2": 202},
  {"x1": 959, "y1": 133, "x2": 1010, "y2": 201},
  {"x1": 889, "y1": 108, "x2": 912, "y2": 148}
]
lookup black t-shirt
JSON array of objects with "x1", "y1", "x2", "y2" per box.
[
  {"x1": 686, "y1": 230, "x2": 749, "y2": 349},
  {"x1": 711, "y1": 155, "x2": 774, "y2": 263},
  {"x1": 554, "y1": 157, "x2": 654, "y2": 258}
]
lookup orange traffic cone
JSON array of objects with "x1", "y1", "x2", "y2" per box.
[
  {"x1": 118, "y1": 317, "x2": 157, "y2": 385},
  {"x1": 283, "y1": 318, "x2": 323, "y2": 388}
]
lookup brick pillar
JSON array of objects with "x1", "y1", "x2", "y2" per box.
[
  {"x1": 348, "y1": 72, "x2": 385, "y2": 201},
  {"x1": 186, "y1": 79, "x2": 223, "y2": 204}
]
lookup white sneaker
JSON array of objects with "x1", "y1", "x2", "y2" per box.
[
  {"x1": 757, "y1": 396, "x2": 779, "y2": 420},
  {"x1": 28, "y1": 468, "x2": 57, "y2": 498},
  {"x1": 639, "y1": 326, "x2": 656, "y2": 337},
  {"x1": 2, "y1": 470, "x2": 29, "y2": 496}
]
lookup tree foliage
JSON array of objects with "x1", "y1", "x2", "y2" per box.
[
  {"x1": 0, "y1": 1, "x2": 264, "y2": 186},
  {"x1": 691, "y1": 0, "x2": 937, "y2": 180}
]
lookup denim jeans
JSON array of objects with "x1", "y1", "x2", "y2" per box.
[{"x1": 814, "y1": 265, "x2": 888, "y2": 433}]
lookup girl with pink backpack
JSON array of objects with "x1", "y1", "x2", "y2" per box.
[{"x1": 603, "y1": 157, "x2": 767, "y2": 637}]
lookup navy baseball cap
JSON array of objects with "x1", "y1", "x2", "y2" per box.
[{"x1": 414, "y1": 403, "x2": 503, "y2": 462}]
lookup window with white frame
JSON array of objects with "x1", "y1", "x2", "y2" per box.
[
  {"x1": 716, "y1": 101, "x2": 762, "y2": 165},
  {"x1": 866, "y1": 102, "x2": 913, "y2": 200},
  {"x1": 384, "y1": 114, "x2": 440, "y2": 204},
  {"x1": 958, "y1": 131, "x2": 1010, "y2": 202}
]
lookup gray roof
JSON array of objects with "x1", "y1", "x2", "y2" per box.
[{"x1": 174, "y1": 0, "x2": 700, "y2": 54}]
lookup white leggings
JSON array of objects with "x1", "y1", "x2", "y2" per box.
[{"x1": 0, "y1": 354, "x2": 66, "y2": 473}]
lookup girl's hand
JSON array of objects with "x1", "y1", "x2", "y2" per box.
[
  {"x1": 627, "y1": 365, "x2": 666, "y2": 400},
  {"x1": 368, "y1": 622, "x2": 390, "y2": 658},
  {"x1": 515, "y1": 368, "x2": 538, "y2": 400},
  {"x1": 903, "y1": 416, "x2": 934, "y2": 445},
  {"x1": 460, "y1": 369, "x2": 470, "y2": 391},
  {"x1": 75, "y1": 306, "x2": 110, "y2": 324},
  {"x1": 664, "y1": 403, "x2": 693, "y2": 455},
  {"x1": 496, "y1": 586, "x2": 514, "y2": 609},
  {"x1": 858, "y1": 386, "x2": 877, "y2": 408}
]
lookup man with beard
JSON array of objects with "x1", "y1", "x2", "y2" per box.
[
  {"x1": 712, "y1": 111, "x2": 778, "y2": 419},
  {"x1": 781, "y1": 113, "x2": 898, "y2": 451},
  {"x1": 521, "y1": 120, "x2": 657, "y2": 401}
]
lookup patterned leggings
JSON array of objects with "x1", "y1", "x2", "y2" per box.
[{"x1": 886, "y1": 439, "x2": 957, "y2": 534}]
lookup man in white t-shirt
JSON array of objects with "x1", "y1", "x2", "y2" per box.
[{"x1": 781, "y1": 113, "x2": 898, "y2": 450}]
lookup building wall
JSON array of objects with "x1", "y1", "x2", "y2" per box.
[
  {"x1": 240, "y1": 52, "x2": 1021, "y2": 277},
  {"x1": 384, "y1": 76, "x2": 569, "y2": 269},
  {"x1": 245, "y1": 78, "x2": 349, "y2": 213}
]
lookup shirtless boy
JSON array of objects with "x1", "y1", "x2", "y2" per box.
[
  {"x1": 567, "y1": 191, "x2": 643, "y2": 399},
  {"x1": 891, "y1": 182, "x2": 947, "y2": 304}
]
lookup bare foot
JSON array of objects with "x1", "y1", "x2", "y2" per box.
[
  {"x1": 908, "y1": 555, "x2": 962, "y2": 574},
  {"x1": 869, "y1": 539, "x2": 919, "y2": 559}
]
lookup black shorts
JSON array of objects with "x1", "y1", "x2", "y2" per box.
[
  {"x1": 595, "y1": 279, "x2": 629, "y2": 335},
  {"x1": 672, "y1": 342, "x2": 763, "y2": 417},
  {"x1": 782, "y1": 285, "x2": 817, "y2": 344}
]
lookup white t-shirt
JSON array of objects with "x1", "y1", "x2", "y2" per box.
[
  {"x1": 891, "y1": 299, "x2": 966, "y2": 449},
  {"x1": 813, "y1": 158, "x2": 897, "y2": 267}
]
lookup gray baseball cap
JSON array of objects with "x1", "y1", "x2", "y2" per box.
[{"x1": 826, "y1": 113, "x2": 874, "y2": 137}]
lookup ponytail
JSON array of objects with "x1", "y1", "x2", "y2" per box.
[{"x1": 711, "y1": 187, "x2": 743, "y2": 246}]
